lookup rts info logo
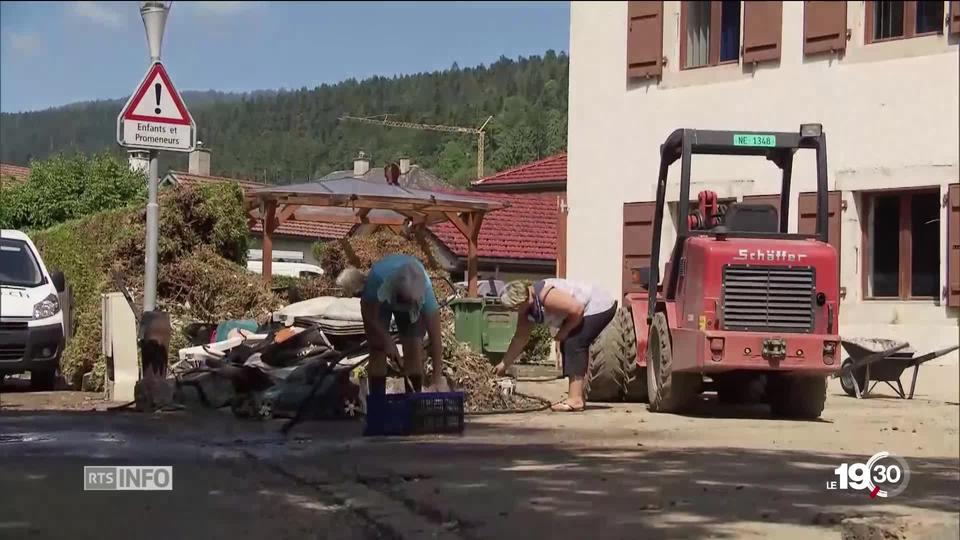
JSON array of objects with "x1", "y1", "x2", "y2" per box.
[{"x1": 826, "y1": 451, "x2": 911, "y2": 498}]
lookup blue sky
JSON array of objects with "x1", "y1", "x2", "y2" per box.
[{"x1": 0, "y1": 1, "x2": 569, "y2": 113}]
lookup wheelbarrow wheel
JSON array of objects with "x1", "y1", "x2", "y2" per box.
[{"x1": 839, "y1": 359, "x2": 866, "y2": 397}]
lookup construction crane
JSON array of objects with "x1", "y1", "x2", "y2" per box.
[{"x1": 339, "y1": 114, "x2": 494, "y2": 179}]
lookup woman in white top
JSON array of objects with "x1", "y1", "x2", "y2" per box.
[{"x1": 494, "y1": 278, "x2": 617, "y2": 412}]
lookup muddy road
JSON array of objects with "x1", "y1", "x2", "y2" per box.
[{"x1": 1, "y1": 358, "x2": 958, "y2": 540}]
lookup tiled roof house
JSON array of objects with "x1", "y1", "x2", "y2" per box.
[{"x1": 429, "y1": 153, "x2": 567, "y2": 279}]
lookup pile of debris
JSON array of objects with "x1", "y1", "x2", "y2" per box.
[
  {"x1": 35, "y1": 189, "x2": 543, "y2": 415},
  {"x1": 32, "y1": 183, "x2": 279, "y2": 390},
  {"x1": 162, "y1": 296, "x2": 543, "y2": 419}
]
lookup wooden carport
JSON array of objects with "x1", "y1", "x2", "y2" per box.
[{"x1": 245, "y1": 178, "x2": 508, "y2": 296}]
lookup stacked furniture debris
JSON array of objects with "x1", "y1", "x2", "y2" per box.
[{"x1": 172, "y1": 296, "x2": 377, "y2": 420}]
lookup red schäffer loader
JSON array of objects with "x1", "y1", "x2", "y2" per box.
[{"x1": 586, "y1": 125, "x2": 841, "y2": 419}]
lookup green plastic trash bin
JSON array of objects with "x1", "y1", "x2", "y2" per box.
[{"x1": 449, "y1": 297, "x2": 517, "y2": 363}]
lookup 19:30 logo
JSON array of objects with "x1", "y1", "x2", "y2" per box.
[{"x1": 827, "y1": 451, "x2": 911, "y2": 498}]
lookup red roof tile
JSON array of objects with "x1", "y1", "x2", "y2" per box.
[
  {"x1": 250, "y1": 219, "x2": 354, "y2": 240},
  {"x1": 471, "y1": 153, "x2": 567, "y2": 187},
  {"x1": 429, "y1": 191, "x2": 559, "y2": 261},
  {"x1": 0, "y1": 163, "x2": 30, "y2": 187},
  {"x1": 167, "y1": 170, "x2": 350, "y2": 240},
  {"x1": 168, "y1": 170, "x2": 267, "y2": 191}
]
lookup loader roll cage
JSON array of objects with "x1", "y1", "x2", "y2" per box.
[{"x1": 646, "y1": 125, "x2": 830, "y2": 321}]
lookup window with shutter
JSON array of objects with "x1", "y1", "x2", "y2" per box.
[
  {"x1": 680, "y1": 0, "x2": 742, "y2": 69},
  {"x1": 951, "y1": 1, "x2": 960, "y2": 35},
  {"x1": 623, "y1": 201, "x2": 656, "y2": 295},
  {"x1": 803, "y1": 1, "x2": 848, "y2": 55},
  {"x1": 743, "y1": 1, "x2": 783, "y2": 63},
  {"x1": 865, "y1": 1, "x2": 945, "y2": 44},
  {"x1": 947, "y1": 184, "x2": 959, "y2": 307},
  {"x1": 859, "y1": 189, "x2": 941, "y2": 300},
  {"x1": 627, "y1": 1, "x2": 664, "y2": 79},
  {"x1": 799, "y1": 191, "x2": 842, "y2": 275}
]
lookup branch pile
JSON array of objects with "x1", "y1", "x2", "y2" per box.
[{"x1": 33, "y1": 184, "x2": 281, "y2": 390}]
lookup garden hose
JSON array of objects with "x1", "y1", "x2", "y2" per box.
[{"x1": 516, "y1": 375, "x2": 564, "y2": 383}]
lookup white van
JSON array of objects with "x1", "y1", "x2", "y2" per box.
[
  {"x1": 246, "y1": 260, "x2": 325, "y2": 279},
  {"x1": 0, "y1": 230, "x2": 66, "y2": 390}
]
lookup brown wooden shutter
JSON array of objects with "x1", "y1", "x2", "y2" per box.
[
  {"x1": 799, "y1": 191, "x2": 842, "y2": 281},
  {"x1": 803, "y1": 1, "x2": 847, "y2": 55},
  {"x1": 743, "y1": 1, "x2": 783, "y2": 63},
  {"x1": 623, "y1": 201, "x2": 656, "y2": 295},
  {"x1": 948, "y1": 183, "x2": 960, "y2": 307},
  {"x1": 951, "y1": 1, "x2": 960, "y2": 35},
  {"x1": 627, "y1": 1, "x2": 663, "y2": 79}
]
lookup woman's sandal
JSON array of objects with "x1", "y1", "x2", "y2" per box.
[{"x1": 550, "y1": 401, "x2": 585, "y2": 412}]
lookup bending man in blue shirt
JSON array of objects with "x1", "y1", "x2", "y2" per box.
[{"x1": 337, "y1": 254, "x2": 445, "y2": 396}]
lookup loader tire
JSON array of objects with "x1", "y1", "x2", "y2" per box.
[
  {"x1": 767, "y1": 375, "x2": 827, "y2": 420},
  {"x1": 610, "y1": 307, "x2": 647, "y2": 402},
  {"x1": 646, "y1": 312, "x2": 699, "y2": 413},
  {"x1": 584, "y1": 315, "x2": 627, "y2": 402}
]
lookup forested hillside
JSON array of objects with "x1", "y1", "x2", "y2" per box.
[{"x1": 0, "y1": 52, "x2": 568, "y2": 186}]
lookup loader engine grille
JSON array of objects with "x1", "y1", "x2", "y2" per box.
[{"x1": 721, "y1": 265, "x2": 815, "y2": 333}]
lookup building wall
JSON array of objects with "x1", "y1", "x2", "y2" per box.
[{"x1": 568, "y1": 1, "x2": 959, "y2": 351}]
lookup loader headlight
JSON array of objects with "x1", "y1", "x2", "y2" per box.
[
  {"x1": 800, "y1": 123, "x2": 822, "y2": 138},
  {"x1": 822, "y1": 340, "x2": 838, "y2": 365},
  {"x1": 33, "y1": 293, "x2": 61, "y2": 320}
]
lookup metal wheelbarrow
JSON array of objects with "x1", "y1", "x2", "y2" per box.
[{"x1": 836, "y1": 338, "x2": 960, "y2": 399}]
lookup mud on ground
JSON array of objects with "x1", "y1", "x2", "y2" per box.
[{"x1": 1, "y1": 358, "x2": 957, "y2": 540}]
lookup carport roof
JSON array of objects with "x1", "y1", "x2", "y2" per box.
[
  {"x1": 245, "y1": 177, "x2": 509, "y2": 296},
  {"x1": 246, "y1": 177, "x2": 507, "y2": 227}
]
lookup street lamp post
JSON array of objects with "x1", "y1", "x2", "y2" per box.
[{"x1": 138, "y1": 1, "x2": 171, "y2": 312}]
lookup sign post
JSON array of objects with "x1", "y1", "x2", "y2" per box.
[{"x1": 116, "y1": 1, "x2": 195, "y2": 312}]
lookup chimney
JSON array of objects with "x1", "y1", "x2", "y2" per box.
[
  {"x1": 188, "y1": 142, "x2": 211, "y2": 176},
  {"x1": 128, "y1": 150, "x2": 150, "y2": 175},
  {"x1": 353, "y1": 151, "x2": 370, "y2": 176},
  {"x1": 399, "y1": 156, "x2": 412, "y2": 175}
]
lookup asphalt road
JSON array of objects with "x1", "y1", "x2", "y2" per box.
[{"x1": 1, "y1": 359, "x2": 958, "y2": 540}]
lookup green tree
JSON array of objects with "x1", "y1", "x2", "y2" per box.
[
  {"x1": 0, "y1": 153, "x2": 146, "y2": 230},
  {"x1": 544, "y1": 109, "x2": 567, "y2": 155},
  {"x1": 0, "y1": 52, "x2": 571, "y2": 183},
  {"x1": 490, "y1": 122, "x2": 539, "y2": 171},
  {"x1": 437, "y1": 139, "x2": 475, "y2": 186}
]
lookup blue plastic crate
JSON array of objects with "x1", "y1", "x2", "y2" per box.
[{"x1": 364, "y1": 391, "x2": 465, "y2": 436}]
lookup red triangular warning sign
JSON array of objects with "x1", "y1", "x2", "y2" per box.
[{"x1": 122, "y1": 63, "x2": 191, "y2": 126}]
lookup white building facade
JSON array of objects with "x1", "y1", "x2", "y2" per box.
[{"x1": 567, "y1": 1, "x2": 959, "y2": 352}]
